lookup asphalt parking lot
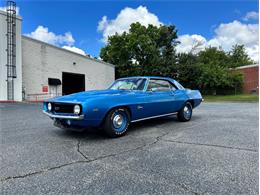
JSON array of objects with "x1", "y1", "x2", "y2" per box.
[{"x1": 0, "y1": 102, "x2": 258, "y2": 194}]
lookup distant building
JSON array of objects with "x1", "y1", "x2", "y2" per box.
[
  {"x1": 234, "y1": 64, "x2": 259, "y2": 94},
  {"x1": 0, "y1": 9, "x2": 115, "y2": 102}
]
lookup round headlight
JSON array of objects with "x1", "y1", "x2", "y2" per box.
[
  {"x1": 74, "y1": 105, "x2": 80, "y2": 114},
  {"x1": 47, "y1": 103, "x2": 52, "y2": 111}
]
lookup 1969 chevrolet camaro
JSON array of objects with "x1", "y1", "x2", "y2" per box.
[{"x1": 43, "y1": 76, "x2": 202, "y2": 137}]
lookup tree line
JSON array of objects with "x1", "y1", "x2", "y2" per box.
[{"x1": 100, "y1": 22, "x2": 254, "y2": 94}]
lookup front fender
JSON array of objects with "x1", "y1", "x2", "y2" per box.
[{"x1": 81, "y1": 97, "x2": 134, "y2": 126}]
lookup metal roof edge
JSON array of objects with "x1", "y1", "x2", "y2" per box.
[{"x1": 235, "y1": 64, "x2": 259, "y2": 70}]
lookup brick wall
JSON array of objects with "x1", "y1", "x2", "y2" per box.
[{"x1": 235, "y1": 65, "x2": 259, "y2": 94}]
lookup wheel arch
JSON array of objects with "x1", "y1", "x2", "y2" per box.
[
  {"x1": 186, "y1": 99, "x2": 194, "y2": 108},
  {"x1": 100, "y1": 105, "x2": 132, "y2": 126}
]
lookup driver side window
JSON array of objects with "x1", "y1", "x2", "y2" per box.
[{"x1": 147, "y1": 79, "x2": 175, "y2": 92}]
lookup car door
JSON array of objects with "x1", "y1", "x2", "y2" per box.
[{"x1": 144, "y1": 79, "x2": 176, "y2": 117}]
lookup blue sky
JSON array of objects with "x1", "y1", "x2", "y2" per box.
[{"x1": 0, "y1": 0, "x2": 258, "y2": 60}]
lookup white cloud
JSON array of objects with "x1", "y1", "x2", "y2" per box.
[
  {"x1": 176, "y1": 34, "x2": 207, "y2": 54},
  {"x1": 245, "y1": 45, "x2": 259, "y2": 62},
  {"x1": 243, "y1": 11, "x2": 259, "y2": 21},
  {"x1": 98, "y1": 5, "x2": 162, "y2": 42},
  {"x1": 176, "y1": 20, "x2": 259, "y2": 62},
  {"x1": 62, "y1": 46, "x2": 86, "y2": 55},
  {"x1": 25, "y1": 25, "x2": 75, "y2": 46},
  {"x1": 97, "y1": 16, "x2": 108, "y2": 32},
  {"x1": 209, "y1": 20, "x2": 258, "y2": 50},
  {"x1": 26, "y1": 25, "x2": 87, "y2": 56},
  {"x1": 0, "y1": 6, "x2": 20, "y2": 15}
]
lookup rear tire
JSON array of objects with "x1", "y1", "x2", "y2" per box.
[
  {"x1": 103, "y1": 108, "x2": 130, "y2": 138},
  {"x1": 177, "y1": 102, "x2": 192, "y2": 122}
]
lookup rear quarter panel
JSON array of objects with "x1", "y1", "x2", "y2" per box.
[
  {"x1": 185, "y1": 89, "x2": 203, "y2": 108},
  {"x1": 172, "y1": 89, "x2": 189, "y2": 111}
]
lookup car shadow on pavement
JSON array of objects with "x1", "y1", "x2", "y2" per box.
[{"x1": 53, "y1": 115, "x2": 201, "y2": 140}]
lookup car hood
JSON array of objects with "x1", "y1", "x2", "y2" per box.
[{"x1": 48, "y1": 89, "x2": 136, "y2": 103}]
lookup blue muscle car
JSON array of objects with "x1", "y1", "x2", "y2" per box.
[{"x1": 43, "y1": 76, "x2": 202, "y2": 137}]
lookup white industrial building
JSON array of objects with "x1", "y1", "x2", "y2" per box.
[{"x1": 0, "y1": 7, "x2": 115, "y2": 102}]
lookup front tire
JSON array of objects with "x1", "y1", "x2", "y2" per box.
[
  {"x1": 177, "y1": 102, "x2": 193, "y2": 122},
  {"x1": 103, "y1": 108, "x2": 130, "y2": 138}
]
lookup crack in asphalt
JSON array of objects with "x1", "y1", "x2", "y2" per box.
[
  {"x1": 1, "y1": 131, "x2": 202, "y2": 195},
  {"x1": 77, "y1": 139, "x2": 89, "y2": 160},
  {"x1": 0, "y1": 160, "x2": 87, "y2": 182},
  {"x1": 147, "y1": 131, "x2": 171, "y2": 147},
  {"x1": 0, "y1": 132, "x2": 165, "y2": 183},
  {"x1": 162, "y1": 139, "x2": 258, "y2": 152},
  {"x1": 1, "y1": 120, "x2": 256, "y2": 190},
  {"x1": 0, "y1": 123, "x2": 198, "y2": 183}
]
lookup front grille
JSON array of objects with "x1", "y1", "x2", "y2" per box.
[{"x1": 52, "y1": 103, "x2": 75, "y2": 114}]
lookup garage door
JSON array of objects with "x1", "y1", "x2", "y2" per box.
[{"x1": 62, "y1": 72, "x2": 85, "y2": 95}]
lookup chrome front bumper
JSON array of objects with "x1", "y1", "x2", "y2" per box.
[{"x1": 42, "y1": 110, "x2": 84, "y2": 120}]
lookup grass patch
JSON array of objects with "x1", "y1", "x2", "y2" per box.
[{"x1": 203, "y1": 94, "x2": 259, "y2": 102}]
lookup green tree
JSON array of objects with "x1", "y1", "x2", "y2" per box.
[
  {"x1": 100, "y1": 22, "x2": 245, "y2": 95},
  {"x1": 176, "y1": 53, "x2": 201, "y2": 89},
  {"x1": 100, "y1": 22, "x2": 179, "y2": 78},
  {"x1": 197, "y1": 47, "x2": 231, "y2": 68},
  {"x1": 229, "y1": 44, "x2": 254, "y2": 68},
  {"x1": 177, "y1": 47, "x2": 243, "y2": 94}
]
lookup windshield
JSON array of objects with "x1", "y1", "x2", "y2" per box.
[{"x1": 109, "y1": 78, "x2": 147, "y2": 91}]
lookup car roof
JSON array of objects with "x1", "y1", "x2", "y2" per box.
[{"x1": 118, "y1": 76, "x2": 175, "y2": 81}]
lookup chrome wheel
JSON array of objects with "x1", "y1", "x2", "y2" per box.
[
  {"x1": 183, "y1": 105, "x2": 192, "y2": 120},
  {"x1": 113, "y1": 114, "x2": 123, "y2": 128},
  {"x1": 111, "y1": 110, "x2": 128, "y2": 133},
  {"x1": 103, "y1": 108, "x2": 130, "y2": 137}
]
